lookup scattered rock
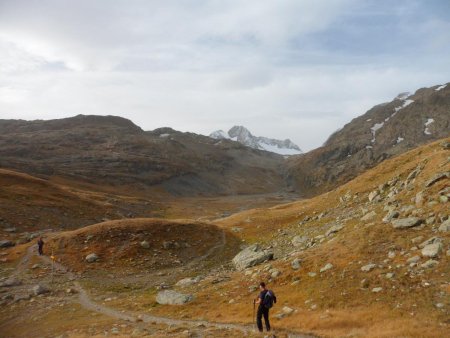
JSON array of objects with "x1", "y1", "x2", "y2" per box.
[
  {"x1": 419, "y1": 237, "x2": 442, "y2": 249},
  {"x1": 140, "y1": 240, "x2": 150, "y2": 249},
  {"x1": 307, "y1": 272, "x2": 317, "y2": 277},
  {"x1": 361, "y1": 263, "x2": 377, "y2": 272},
  {"x1": 415, "y1": 191, "x2": 424, "y2": 207},
  {"x1": 232, "y1": 244, "x2": 273, "y2": 270},
  {"x1": 368, "y1": 190, "x2": 379, "y2": 202},
  {"x1": 407, "y1": 255, "x2": 420, "y2": 264},
  {"x1": 156, "y1": 290, "x2": 193, "y2": 305},
  {"x1": 383, "y1": 210, "x2": 400, "y2": 223},
  {"x1": 385, "y1": 272, "x2": 395, "y2": 279},
  {"x1": 440, "y1": 141, "x2": 450, "y2": 150},
  {"x1": 85, "y1": 253, "x2": 99, "y2": 263},
  {"x1": 372, "y1": 287, "x2": 383, "y2": 293},
  {"x1": 421, "y1": 243, "x2": 442, "y2": 258},
  {"x1": 421, "y1": 259, "x2": 439, "y2": 269},
  {"x1": 361, "y1": 211, "x2": 377, "y2": 222},
  {"x1": 291, "y1": 236, "x2": 308, "y2": 247},
  {"x1": 282, "y1": 306, "x2": 295, "y2": 315},
  {"x1": 320, "y1": 263, "x2": 333, "y2": 273},
  {"x1": 388, "y1": 251, "x2": 396, "y2": 259},
  {"x1": 176, "y1": 277, "x2": 200, "y2": 287},
  {"x1": 0, "y1": 240, "x2": 15, "y2": 248},
  {"x1": 425, "y1": 172, "x2": 450, "y2": 188},
  {"x1": 391, "y1": 217, "x2": 423, "y2": 229},
  {"x1": 291, "y1": 258, "x2": 301, "y2": 270},
  {"x1": 270, "y1": 269, "x2": 281, "y2": 278},
  {"x1": 0, "y1": 278, "x2": 22, "y2": 287},
  {"x1": 438, "y1": 219, "x2": 450, "y2": 232},
  {"x1": 32, "y1": 284, "x2": 50, "y2": 296},
  {"x1": 325, "y1": 224, "x2": 344, "y2": 236},
  {"x1": 361, "y1": 279, "x2": 369, "y2": 288}
]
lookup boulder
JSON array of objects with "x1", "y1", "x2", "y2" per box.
[
  {"x1": 291, "y1": 236, "x2": 308, "y2": 247},
  {"x1": 291, "y1": 258, "x2": 301, "y2": 270},
  {"x1": 0, "y1": 240, "x2": 15, "y2": 248},
  {"x1": 156, "y1": 290, "x2": 193, "y2": 305},
  {"x1": 361, "y1": 263, "x2": 377, "y2": 272},
  {"x1": 361, "y1": 211, "x2": 377, "y2": 222},
  {"x1": 232, "y1": 244, "x2": 273, "y2": 270},
  {"x1": 325, "y1": 224, "x2": 344, "y2": 237},
  {"x1": 419, "y1": 237, "x2": 442, "y2": 249},
  {"x1": 140, "y1": 240, "x2": 150, "y2": 249},
  {"x1": 382, "y1": 210, "x2": 399, "y2": 223},
  {"x1": 85, "y1": 253, "x2": 99, "y2": 263},
  {"x1": 407, "y1": 255, "x2": 420, "y2": 264},
  {"x1": 176, "y1": 277, "x2": 200, "y2": 287},
  {"x1": 438, "y1": 219, "x2": 450, "y2": 232},
  {"x1": 421, "y1": 243, "x2": 442, "y2": 258},
  {"x1": 421, "y1": 259, "x2": 439, "y2": 269},
  {"x1": 32, "y1": 284, "x2": 49, "y2": 296},
  {"x1": 368, "y1": 190, "x2": 379, "y2": 202},
  {"x1": 391, "y1": 217, "x2": 422, "y2": 229},
  {"x1": 425, "y1": 172, "x2": 450, "y2": 188},
  {"x1": 0, "y1": 278, "x2": 22, "y2": 287},
  {"x1": 320, "y1": 263, "x2": 333, "y2": 273}
]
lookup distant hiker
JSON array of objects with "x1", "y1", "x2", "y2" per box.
[
  {"x1": 254, "y1": 281, "x2": 276, "y2": 332},
  {"x1": 37, "y1": 237, "x2": 44, "y2": 256}
]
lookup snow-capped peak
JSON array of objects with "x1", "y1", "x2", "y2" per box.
[{"x1": 209, "y1": 126, "x2": 303, "y2": 155}]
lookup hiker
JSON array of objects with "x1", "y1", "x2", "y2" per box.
[
  {"x1": 254, "y1": 281, "x2": 276, "y2": 332},
  {"x1": 37, "y1": 237, "x2": 44, "y2": 256}
]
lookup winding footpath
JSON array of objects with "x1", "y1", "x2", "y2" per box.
[{"x1": 14, "y1": 241, "x2": 315, "y2": 337}]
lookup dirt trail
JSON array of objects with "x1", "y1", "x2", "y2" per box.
[{"x1": 14, "y1": 241, "x2": 315, "y2": 337}]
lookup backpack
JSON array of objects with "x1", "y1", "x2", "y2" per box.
[{"x1": 263, "y1": 290, "x2": 276, "y2": 309}]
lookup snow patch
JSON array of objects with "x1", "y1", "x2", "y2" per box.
[
  {"x1": 396, "y1": 136, "x2": 404, "y2": 144},
  {"x1": 159, "y1": 133, "x2": 170, "y2": 138},
  {"x1": 424, "y1": 118, "x2": 434, "y2": 135},
  {"x1": 370, "y1": 122, "x2": 384, "y2": 143},
  {"x1": 435, "y1": 84, "x2": 447, "y2": 91}
]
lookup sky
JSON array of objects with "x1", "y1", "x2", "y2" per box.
[{"x1": 0, "y1": 0, "x2": 449, "y2": 151}]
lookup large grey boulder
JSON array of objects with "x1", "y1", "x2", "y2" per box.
[
  {"x1": 232, "y1": 244, "x2": 273, "y2": 270},
  {"x1": 85, "y1": 253, "x2": 99, "y2": 263},
  {"x1": 391, "y1": 217, "x2": 422, "y2": 229},
  {"x1": 156, "y1": 290, "x2": 193, "y2": 305}
]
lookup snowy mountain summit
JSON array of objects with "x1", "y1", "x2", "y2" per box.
[{"x1": 209, "y1": 126, "x2": 303, "y2": 155}]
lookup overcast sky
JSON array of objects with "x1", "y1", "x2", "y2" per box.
[{"x1": 0, "y1": 0, "x2": 449, "y2": 151}]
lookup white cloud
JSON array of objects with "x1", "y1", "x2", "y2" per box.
[{"x1": 0, "y1": 0, "x2": 449, "y2": 150}]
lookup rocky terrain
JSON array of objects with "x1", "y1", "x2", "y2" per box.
[
  {"x1": 287, "y1": 83, "x2": 450, "y2": 196},
  {"x1": 1, "y1": 138, "x2": 448, "y2": 337},
  {"x1": 0, "y1": 115, "x2": 288, "y2": 196},
  {"x1": 210, "y1": 125, "x2": 303, "y2": 155}
]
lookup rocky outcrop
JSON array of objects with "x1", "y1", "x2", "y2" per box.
[
  {"x1": 287, "y1": 83, "x2": 450, "y2": 196},
  {"x1": 232, "y1": 244, "x2": 274, "y2": 270}
]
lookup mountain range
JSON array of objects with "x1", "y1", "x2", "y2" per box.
[
  {"x1": 0, "y1": 82, "x2": 448, "y2": 198},
  {"x1": 210, "y1": 126, "x2": 303, "y2": 155}
]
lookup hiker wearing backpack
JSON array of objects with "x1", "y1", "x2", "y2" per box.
[{"x1": 254, "y1": 281, "x2": 276, "y2": 332}]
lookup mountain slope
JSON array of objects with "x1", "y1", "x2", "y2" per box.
[
  {"x1": 210, "y1": 125, "x2": 303, "y2": 155},
  {"x1": 0, "y1": 115, "x2": 289, "y2": 196},
  {"x1": 287, "y1": 83, "x2": 450, "y2": 196}
]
